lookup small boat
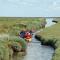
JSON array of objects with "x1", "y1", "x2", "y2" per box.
[{"x1": 25, "y1": 37, "x2": 32, "y2": 42}]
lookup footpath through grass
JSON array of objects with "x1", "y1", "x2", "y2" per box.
[{"x1": 35, "y1": 20, "x2": 60, "y2": 60}]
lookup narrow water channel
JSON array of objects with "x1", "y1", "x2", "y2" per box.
[
  {"x1": 13, "y1": 18, "x2": 55, "y2": 60},
  {"x1": 22, "y1": 36, "x2": 54, "y2": 60},
  {"x1": 13, "y1": 35, "x2": 54, "y2": 60},
  {"x1": 46, "y1": 18, "x2": 56, "y2": 27}
]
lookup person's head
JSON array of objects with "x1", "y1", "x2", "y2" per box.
[{"x1": 26, "y1": 32, "x2": 30, "y2": 35}]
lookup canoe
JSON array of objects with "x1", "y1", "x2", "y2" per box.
[{"x1": 25, "y1": 38, "x2": 32, "y2": 42}]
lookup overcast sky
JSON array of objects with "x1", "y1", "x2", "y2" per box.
[{"x1": 0, "y1": 0, "x2": 60, "y2": 17}]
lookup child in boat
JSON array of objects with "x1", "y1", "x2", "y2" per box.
[{"x1": 19, "y1": 29, "x2": 26, "y2": 38}]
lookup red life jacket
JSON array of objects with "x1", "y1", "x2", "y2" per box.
[{"x1": 25, "y1": 32, "x2": 32, "y2": 39}]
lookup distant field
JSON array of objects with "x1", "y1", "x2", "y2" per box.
[
  {"x1": 0, "y1": 17, "x2": 46, "y2": 35},
  {"x1": 36, "y1": 19, "x2": 60, "y2": 60}
]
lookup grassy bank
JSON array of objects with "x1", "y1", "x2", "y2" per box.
[
  {"x1": 0, "y1": 36, "x2": 27, "y2": 60},
  {"x1": 35, "y1": 20, "x2": 60, "y2": 60},
  {"x1": 0, "y1": 17, "x2": 46, "y2": 60}
]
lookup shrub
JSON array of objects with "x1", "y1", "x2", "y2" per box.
[{"x1": 9, "y1": 36, "x2": 27, "y2": 52}]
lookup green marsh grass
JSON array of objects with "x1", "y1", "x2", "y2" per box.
[{"x1": 35, "y1": 20, "x2": 60, "y2": 60}]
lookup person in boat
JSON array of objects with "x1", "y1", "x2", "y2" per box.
[
  {"x1": 24, "y1": 32, "x2": 32, "y2": 42},
  {"x1": 19, "y1": 29, "x2": 26, "y2": 38},
  {"x1": 26, "y1": 29, "x2": 33, "y2": 35},
  {"x1": 29, "y1": 30, "x2": 33, "y2": 35}
]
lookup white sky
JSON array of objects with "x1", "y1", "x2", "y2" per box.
[{"x1": 0, "y1": 0, "x2": 60, "y2": 17}]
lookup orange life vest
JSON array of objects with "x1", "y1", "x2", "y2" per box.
[{"x1": 25, "y1": 32, "x2": 32, "y2": 39}]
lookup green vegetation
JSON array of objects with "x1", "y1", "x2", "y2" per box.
[
  {"x1": 8, "y1": 36, "x2": 27, "y2": 50},
  {"x1": 0, "y1": 17, "x2": 45, "y2": 60},
  {"x1": 0, "y1": 36, "x2": 27, "y2": 60},
  {"x1": 0, "y1": 17, "x2": 46, "y2": 35},
  {"x1": 35, "y1": 20, "x2": 60, "y2": 60}
]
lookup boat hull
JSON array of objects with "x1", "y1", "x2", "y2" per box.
[{"x1": 25, "y1": 38, "x2": 32, "y2": 42}]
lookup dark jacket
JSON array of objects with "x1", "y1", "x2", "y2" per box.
[{"x1": 20, "y1": 31, "x2": 25, "y2": 38}]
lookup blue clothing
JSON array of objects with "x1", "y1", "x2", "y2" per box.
[{"x1": 20, "y1": 31, "x2": 25, "y2": 38}]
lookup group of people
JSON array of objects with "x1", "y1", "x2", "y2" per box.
[{"x1": 19, "y1": 29, "x2": 33, "y2": 42}]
